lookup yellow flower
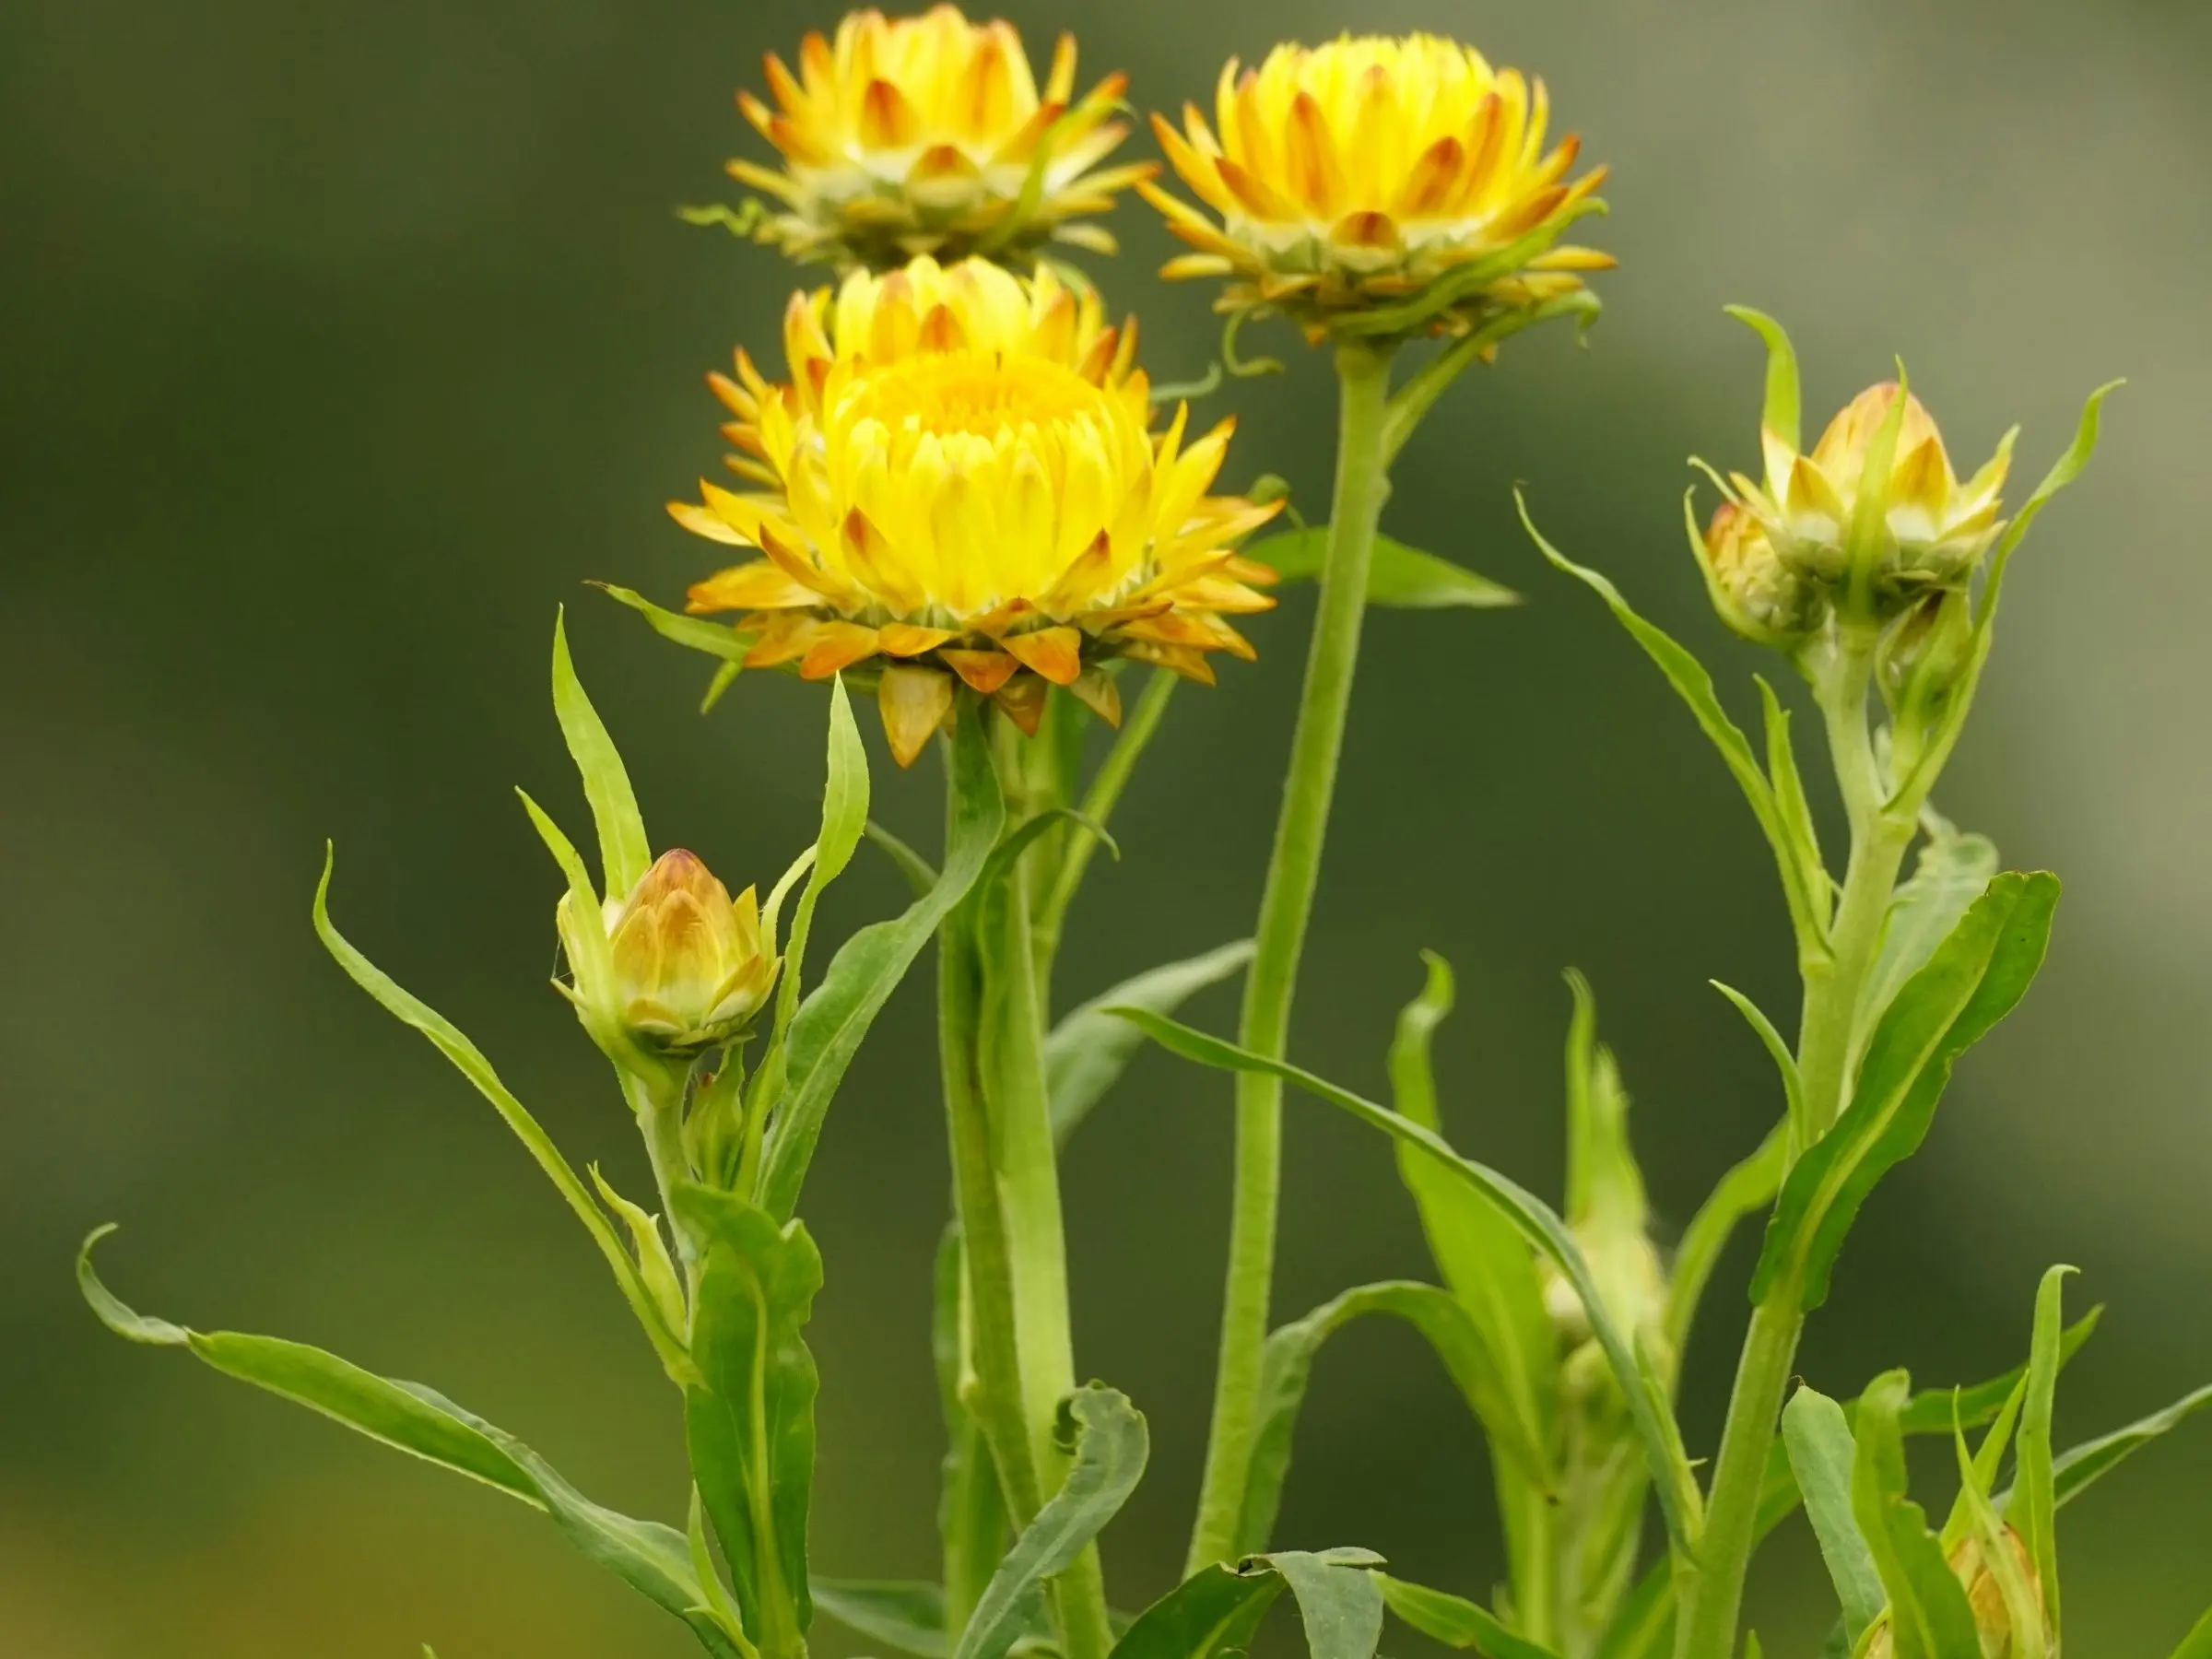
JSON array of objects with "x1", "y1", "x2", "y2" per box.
[
  {"x1": 670, "y1": 256, "x2": 1281, "y2": 767},
  {"x1": 559, "y1": 849, "x2": 778, "y2": 1052},
  {"x1": 728, "y1": 6, "x2": 1153, "y2": 269},
  {"x1": 1729, "y1": 381, "x2": 2014, "y2": 606},
  {"x1": 1139, "y1": 34, "x2": 1612, "y2": 340}
]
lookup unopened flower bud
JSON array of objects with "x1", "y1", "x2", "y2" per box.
[
  {"x1": 1696, "y1": 499, "x2": 1825, "y2": 647},
  {"x1": 1877, "y1": 589, "x2": 1974, "y2": 729},
  {"x1": 1737, "y1": 382, "x2": 2014, "y2": 615},
  {"x1": 1865, "y1": 1527, "x2": 2045, "y2": 1659},
  {"x1": 559, "y1": 849, "x2": 778, "y2": 1052}
]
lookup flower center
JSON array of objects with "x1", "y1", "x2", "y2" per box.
[{"x1": 847, "y1": 350, "x2": 1106, "y2": 439}]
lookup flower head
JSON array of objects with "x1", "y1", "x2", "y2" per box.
[
  {"x1": 559, "y1": 849, "x2": 777, "y2": 1052},
  {"x1": 1865, "y1": 1528, "x2": 2046, "y2": 1659},
  {"x1": 729, "y1": 6, "x2": 1152, "y2": 269},
  {"x1": 1139, "y1": 34, "x2": 1611, "y2": 341},
  {"x1": 671, "y1": 256, "x2": 1281, "y2": 766},
  {"x1": 1695, "y1": 499, "x2": 1824, "y2": 648}
]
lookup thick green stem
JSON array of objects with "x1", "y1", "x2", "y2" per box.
[
  {"x1": 1675, "y1": 634, "x2": 1914, "y2": 1659},
  {"x1": 1186, "y1": 340, "x2": 1395, "y2": 1572}
]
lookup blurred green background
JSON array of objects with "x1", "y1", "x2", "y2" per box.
[{"x1": 6, "y1": 0, "x2": 2208, "y2": 1652}]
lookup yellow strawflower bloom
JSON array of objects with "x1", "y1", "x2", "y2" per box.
[
  {"x1": 728, "y1": 6, "x2": 1153, "y2": 269},
  {"x1": 1139, "y1": 34, "x2": 1611, "y2": 340},
  {"x1": 558, "y1": 849, "x2": 777, "y2": 1052},
  {"x1": 1726, "y1": 381, "x2": 2014, "y2": 607},
  {"x1": 670, "y1": 256, "x2": 1280, "y2": 767},
  {"x1": 1695, "y1": 499, "x2": 1823, "y2": 648}
]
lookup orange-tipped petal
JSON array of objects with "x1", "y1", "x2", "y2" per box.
[
  {"x1": 797, "y1": 621, "x2": 882, "y2": 681},
  {"x1": 877, "y1": 665, "x2": 956, "y2": 768},
  {"x1": 942, "y1": 648, "x2": 1020, "y2": 696},
  {"x1": 998, "y1": 625, "x2": 1084, "y2": 686},
  {"x1": 993, "y1": 672, "x2": 1050, "y2": 735}
]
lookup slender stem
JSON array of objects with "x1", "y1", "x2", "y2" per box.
[
  {"x1": 1034, "y1": 667, "x2": 1180, "y2": 970},
  {"x1": 1675, "y1": 633, "x2": 1914, "y2": 1659},
  {"x1": 629, "y1": 1069, "x2": 698, "y2": 1266},
  {"x1": 1186, "y1": 339, "x2": 1395, "y2": 1572}
]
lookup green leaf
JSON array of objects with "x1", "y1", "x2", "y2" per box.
[
  {"x1": 1046, "y1": 942, "x2": 1254, "y2": 1144},
  {"x1": 811, "y1": 1581, "x2": 954, "y2": 1659},
  {"x1": 865, "y1": 820, "x2": 940, "y2": 899},
  {"x1": 1782, "y1": 1386, "x2": 1885, "y2": 1643},
  {"x1": 1113, "y1": 1006, "x2": 1698, "y2": 1550},
  {"x1": 1950, "y1": 1406, "x2": 2047, "y2": 1659},
  {"x1": 1751, "y1": 872, "x2": 2061, "y2": 1310},
  {"x1": 311, "y1": 851, "x2": 695, "y2": 1382},
  {"x1": 551, "y1": 608, "x2": 652, "y2": 899},
  {"x1": 1111, "y1": 1550, "x2": 1385, "y2": 1659},
  {"x1": 2035, "y1": 1382, "x2": 2212, "y2": 1512},
  {"x1": 1852, "y1": 1371, "x2": 1983, "y2": 1659},
  {"x1": 76, "y1": 1230, "x2": 743, "y2": 1656},
  {"x1": 1724, "y1": 307, "x2": 1801, "y2": 456},
  {"x1": 1237, "y1": 1281, "x2": 1536, "y2": 1559},
  {"x1": 2006, "y1": 1265, "x2": 2073, "y2": 1641},
  {"x1": 1374, "y1": 1572, "x2": 1560, "y2": 1659},
  {"x1": 1591, "y1": 1562, "x2": 1674, "y2": 1659},
  {"x1": 1665, "y1": 1122, "x2": 1786, "y2": 1362},
  {"x1": 770, "y1": 675, "x2": 872, "y2": 1049},
  {"x1": 1521, "y1": 494, "x2": 1824, "y2": 955},
  {"x1": 1383, "y1": 955, "x2": 1555, "y2": 1487},
  {"x1": 593, "y1": 582, "x2": 753, "y2": 664},
  {"x1": 759, "y1": 707, "x2": 1004, "y2": 1219},
  {"x1": 2165, "y1": 1603, "x2": 2212, "y2": 1659},
  {"x1": 1755, "y1": 677, "x2": 1827, "y2": 931},
  {"x1": 953, "y1": 1384, "x2": 1149, "y2": 1659},
  {"x1": 677, "y1": 1183, "x2": 824, "y2": 1653},
  {"x1": 1241, "y1": 528, "x2": 1521, "y2": 610},
  {"x1": 1857, "y1": 826, "x2": 2000, "y2": 1041}
]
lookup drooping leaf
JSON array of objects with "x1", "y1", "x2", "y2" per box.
[
  {"x1": 1237, "y1": 1281, "x2": 1534, "y2": 1559},
  {"x1": 1383, "y1": 955, "x2": 1554, "y2": 1487},
  {"x1": 953, "y1": 1384, "x2": 1149, "y2": 1659},
  {"x1": 1752, "y1": 873, "x2": 2060, "y2": 1310},
  {"x1": 1852, "y1": 1371, "x2": 1983, "y2": 1659},
  {"x1": 1112, "y1": 1007, "x2": 1699, "y2": 1550},
  {"x1": 1521, "y1": 495, "x2": 1824, "y2": 954},
  {"x1": 551, "y1": 608, "x2": 652, "y2": 900},
  {"x1": 1111, "y1": 1550, "x2": 1387, "y2": 1659},
  {"x1": 76, "y1": 1230, "x2": 743, "y2": 1656},
  {"x1": 1241, "y1": 527, "x2": 1520, "y2": 609},
  {"x1": 759, "y1": 710, "x2": 1004, "y2": 1219},
  {"x1": 677, "y1": 1184, "x2": 824, "y2": 1654},
  {"x1": 1857, "y1": 825, "x2": 2000, "y2": 1042},
  {"x1": 1046, "y1": 942, "x2": 1255, "y2": 1144},
  {"x1": 2005, "y1": 1265, "x2": 2073, "y2": 1641},
  {"x1": 1781, "y1": 1386, "x2": 1885, "y2": 1643},
  {"x1": 1375, "y1": 1572, "x2": 1560, "y2": 1659},
  {"x1": 311, "y1": 853, "x2": 694, "y2": 1382}
]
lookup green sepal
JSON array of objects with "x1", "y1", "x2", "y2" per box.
[
  {"x1": 1111, "y1": 1548, "x2": 1387, "y2": 1659},
  {"x1": 2005, "y1": 1265, "x2": 2073, "y2": 1641},
  {"x1": 677, "y1": 1183, "x2": 824, "y2": 1655},
  {"x1": 1112, "y1": 1006, "x2": 1700, "y2": 1551},
  {"x1": 1724, "y1": 306, "x2": 1802, "y2": 465},
  {"x1": 1045, "y1": 941, "x2": 1254, "y2": 1145},
  {"x1": 551, "y1": 608, "x2": 652, "y2": 899},
  {"x1": 757, "y1": 704, "x2": 1004, "y2": 1219},
  {"x1": 1374, "y1": 1573, "x2": 1559, "y2": 1659},
  {"x1": 1241, "y1": 528, "x2": 1520, "y2": 610},
  {"x1": 1751, "y1": 872, "x2": 2060, "y2": 1310},
  {"x1": 76, "y1": 1229, "x2": 744, "y2": 1656},
  {"x1": 1781, "y1": 1386, "x2": 1885, "y2": 1643},
  {"x1": 953, "y1": 1384, "x2": 1148, "y2": 1659}
]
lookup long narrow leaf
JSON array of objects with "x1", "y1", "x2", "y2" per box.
[
  {"x1": 1112, "y1": 1007, "x2": 1699, "y2": 1550},
  {"x1": 76, "y1": 1230, "x2": 742, "y2": 1657},
  {"x1": 1852, "y1": 1371, "x2": 1983, "y2": 1659},
  {"x1": 551, "y1": 608, "x2": 651, "y2": 899},
  {"x1": 1046, "y1": 942, "x2": 1254, "y2": 1144},
  {"x1": 1753, "y1": 873, "x2": 2060, "y2": 1310},
  {"x1": 1376, "y1": 1573, "x2": 1561, "y2": 1659},
  {"x1": 1857, "y1": 827, "x2": 1999, "y2": 1044},
  {"x1": 759, "y1": 711, "x2": 1004, "y2": 1219},
  {"x1": 1782, "y1": 1386, "x2": 1884, "y2": 1643},
  {"x1": 2007, "y1": 1266, "x2": 2072, "y2": 1641}
]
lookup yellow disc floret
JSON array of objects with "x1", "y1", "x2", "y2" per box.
[
  {"x1": 1139, "y1": 33, "x2": 1612, "y2": 340},
  {"x1": 669, "y1": 256, "x2": 1279, "y2": 766},
  {"x1": 728, "y1": 6, "x2": 1154, "y2": 269}
]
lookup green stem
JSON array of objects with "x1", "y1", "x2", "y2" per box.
[
  {"x1": 1033, "y1": 667, "x2": 1180, "y2": 971},
  {"x1": 1674, "y1": 634, "x2": 1913, "y2": 1659},
  {"x1": 1186, "y1": 339, "x2": 1395, "y2": 1572},
  {"x1": 629, "y1": 1069, "x2": 698, "y2": 1265}
]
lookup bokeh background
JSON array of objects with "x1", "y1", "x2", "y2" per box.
[{"x1": 6, "y1": 0, "x2": 2209, "y2": 1652}]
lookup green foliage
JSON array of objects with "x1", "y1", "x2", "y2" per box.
[
  {"x1": 954, "y1": 1386, "x2": 1148, "y2": 1659},
  {"x1": 1112, "y1": 1549, "x2": 1386, "y2": 1659},
  {"x1": 677, "y1": 1184, "x2": 825, "y2": 1657},
  {"x1": 1781, "y1": 1387, "x2": 1884, "y2": 1643},
  {"x1": 1752, "y1": 872, "x2": 2061, "y2": 1309},
  {"x1": 1852, "y1": 1371, "x2": 1983, "y2": 1659},
  {"x1": 1856, "y1": 822, "x2": 1999, "y2": 1043},
  {"x1": 1045, "y1": 942, "x2": 1254, "y2": 1144},
  {"x1": 76, "y1": 1230, "x2": 747, "y2": 1657},
  {"x1": 550, "y1": 608, "x2": 653, "y2": 899},
  {"x1": 1241, "y1": 527, "x2": 1521, "y2": 609},
  {"x1": 1375, "y1": 1573, "x2": 1562, "y2": 1659},
  {"x1": 2006, "y1": 1265, "x2": 2073, "y2": 1641}
]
